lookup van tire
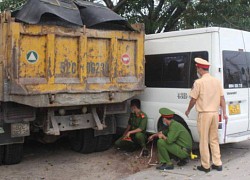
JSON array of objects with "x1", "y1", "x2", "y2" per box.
[
  {"x1": 3, "y1": 143, "x2": 23, "y2": 165},
  {"x1": 173, "y1": 115, "x2": 194, "y2": 142},
  {"x1": 0, "y1": 145, "x2": 4, "y2": 165},
  {"x1": 157, "y1": 115, "x2": 194, "y2": 142},
  {"x1": 96, "y1": 134, "x2": 113, "y2": 152},
  {"x1": 80, "y1": 129, "x2": 97, "y2": 154}
]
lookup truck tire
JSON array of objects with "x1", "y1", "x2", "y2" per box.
[
  {"x1": 95, "y1": 134, "x2": 113, "y2": 152},
  {"x1": 80, "y1": 129, "x2": 97, "y2": 154},
  {"x1": 69, "y1": 130, "x2": 84, "y2": 152},
  {"x1": 3, "y1": 143, "x2": 23, "y2": 165},
  {"x1": 0, "y1": 145, "x2": 4, "y2": 165},
  {"x1": 69, "y1": 129, "x2": 97, "y2": 154}
]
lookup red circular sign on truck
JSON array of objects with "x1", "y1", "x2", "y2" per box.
[{"x1": 121, "y1": 54, "x2": 130, "y2": 65}]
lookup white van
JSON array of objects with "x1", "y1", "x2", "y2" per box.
[{"x1": 117, "y1": 27, "x2": 250, "y2": 144}]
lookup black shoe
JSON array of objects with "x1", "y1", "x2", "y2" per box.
[
  {"x1": 156, "y1": 163, "x2": 174, "y2": 170},
  {"x1": 142, "y1": 148, "x2": 149, "y2": 157},
  {"x1": 197, "y1": 165, "x2": 210, "y2": 173},
  {"x1": 211, "y1": 164, "x2": 223, "y2": 171},
  {"x1": 169, "y1": 154, "x2": 180, "y2": 161},
  {"x1": 177, "y1": 158, "x2": 189, "y2": 166},
  {"x1": 156, "y1": 163, "x2": 165, "y2": 170}
]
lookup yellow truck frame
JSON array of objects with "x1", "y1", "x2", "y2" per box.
[{"x1": 0, "y1": 12, "x2": 145, "y2": 164}]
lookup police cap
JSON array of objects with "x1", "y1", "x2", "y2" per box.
[
  {"x1": 159, "y1": 108, "x2": 175, "y2": 119},
  {"x1": 195, "y1": 58, "x2": 210, "y2": 69}
]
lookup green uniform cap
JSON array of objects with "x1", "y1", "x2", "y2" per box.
[{"x1": 159, "y1": 108, "x2": 175, "y2": 116}]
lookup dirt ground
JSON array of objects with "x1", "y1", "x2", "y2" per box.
[{"x1": 0, "y1": 138, "x2": 157, "y2": 180}]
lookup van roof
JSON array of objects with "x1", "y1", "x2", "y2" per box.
[{"x1": 145, "y1": 27, "x2": 244, "y2": 40}]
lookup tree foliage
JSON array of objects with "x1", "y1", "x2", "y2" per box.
[
  {"x1": 121, "y1": 0, "x2": 190, "y2": 34},
  {"x1": 1, "y1": 0, "x2": 250, "y2": 34},
  {"x1": 0, "y1": 0, "x2": 26, "y2": 12},
  {"x1": 181, "y1": 0, "x2": 250, "y2": 31},
  {"x1": 95, "y1": 0, "x2": 250, "y2": 34}
]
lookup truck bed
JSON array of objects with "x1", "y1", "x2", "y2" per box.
[{"x1": 0, "y1": 13, "x2": 145, "y2": 107}]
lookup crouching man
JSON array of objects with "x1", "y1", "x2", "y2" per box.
[
  {"x1": 115, "y1": 99, "x2": 149, "y2": 156},
  {"x1": 148, "y1": 108, "x2": 192, "y2": 170}
]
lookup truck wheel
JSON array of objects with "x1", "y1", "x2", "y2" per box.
[
  {"x1": 3, "y1": 143, "x2": 23, "y2": 165},
  {"x1": 80, "y1": 129, "x2": 97, "y2": 154},
  {"x1": 0, "y1": 145, "x2": 4, "y2": 165},
  {"x1": 69, "y1": 129, "x2": 97, "y2": 154},
  {"x1": 96, "y1": 134, "x2": 113, "y2": 152},
  {"x1": 69, "y1": 130, "x2": 84, "y2": 152}
]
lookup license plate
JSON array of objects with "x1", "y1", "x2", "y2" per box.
[
  {"x1": 11, "y1": 123, "x2": 30, "y2": 138},
  {"x1": 228, "y1": 104, "x2": 241, "y2": 115}
]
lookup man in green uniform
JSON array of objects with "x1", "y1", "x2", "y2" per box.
[
  {"x1": 148, "y1": 108, "x2": 192, "y2": 170},
  {"x1": 115, "y1": 99, "x2": 149, "y2": 156}
]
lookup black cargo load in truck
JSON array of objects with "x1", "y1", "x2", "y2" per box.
[{"x1": 13, "y1": 0, "x2": 134, "y2": 30}]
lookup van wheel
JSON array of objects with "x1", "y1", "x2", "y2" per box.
[
  {"x1": 157, "y1": 115, "x2": 194, "y2": 142},
  {"x1": 96, "y1": 134, "x2": 113, "y2": 152},
  {"x1": 69, "y1": 129, "x2": 97, "y2": 154},
  {"x1": 0, "y1": 145, "x2": 4, "y2": 165},
  {"x1": 173, "y1": 115, "x2": 197, "y2": 150},
  {"x1": 3, "y1": 143, "x2": 23, "y2": 165},
  {"x1": 173, "y1": 115, "x2": 194, "y2": 142}
]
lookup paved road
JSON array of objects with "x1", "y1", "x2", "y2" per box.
[
  {"x1": 124, "y1": 140, "x2": 250, "y2": 180},
  {"x1": 0, "y1": 139, "x2": 250, "y2": 180},
  {"x1": 0, "y1": 139, "x2": 147, "y2": 180}
]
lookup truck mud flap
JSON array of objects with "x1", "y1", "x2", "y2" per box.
[{"x1": 0, "y1": 124, "x2": 24, "y2": 145}]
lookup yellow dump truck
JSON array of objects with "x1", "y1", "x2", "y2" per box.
[{"x1": 0, "y1": 0, "x2": 144, "y2": 165}]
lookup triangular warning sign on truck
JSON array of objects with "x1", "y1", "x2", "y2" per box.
[{"x1": 26, "y1": 51, "x2": 38, "y2": 63}]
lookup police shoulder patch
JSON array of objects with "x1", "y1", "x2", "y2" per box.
[{"x1": 141, "y1": 113, "x2": 145, "y2": 118}]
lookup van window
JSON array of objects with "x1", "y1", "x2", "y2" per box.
[
  {"x1": 145, "y1": 53, "x2": 189, "y2": 88},
  {"x1": 145, "y1": 51, "x2": 209, "y2": 88},
  {"x1": 223, "y1": 51, "x2": 248, "y2": 88}
]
